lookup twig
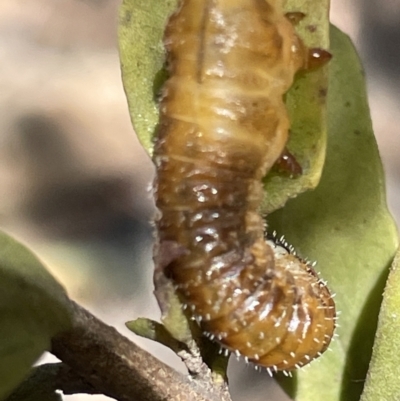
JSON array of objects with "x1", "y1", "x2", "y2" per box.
[{"x1": 51, "y1": 300, "x2": 232, "y2": 401}]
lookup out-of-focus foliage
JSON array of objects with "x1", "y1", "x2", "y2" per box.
[{"x1": 0, "y1": 231, "x2": 72, "y2": 399}]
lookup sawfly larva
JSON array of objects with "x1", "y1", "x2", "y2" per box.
[{"x1": 153, "y1": 0, "x2": 335, "y2": 371}]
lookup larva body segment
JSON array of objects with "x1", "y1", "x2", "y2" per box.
[{"x1": 153, "y1": 0, "x2": 335, "y2": 371}]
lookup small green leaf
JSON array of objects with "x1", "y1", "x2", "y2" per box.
[
  {"x1": 118, "y1": 0, "x2": 330, "y2": 212},
  {"x1": 0, "y1": 231, "x2": 72, "y2": 399},
  {"x1": 269, "y1": 26, "x2": 398, "y2": 401},
  {"x1": 153, "y1": 270, "x2": 193, "y2": 344},
  {"x1": 360, "y1": 248, "x2": 400, "y2": 401},
  {"x1": 126, "y1": 317, "x2": 186, "y2": 353}
]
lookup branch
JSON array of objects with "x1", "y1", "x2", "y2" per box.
[{"x1": 51, "y1": 300, "x2": 231, "y2": 401}]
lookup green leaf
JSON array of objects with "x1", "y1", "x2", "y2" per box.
[
  {"x1": 118, "y1": 0, "x2": 330, "y2": 212},
  {"x1": 119, "y1": 0, "x2": 179, "y2": 153},
  {"x1": 126, "y1": 317, "x2": 186, "y2": 353},
  {"x1": 269, "y1": 26, "x2": 398, "y2": 401},
  {"x1": 360, "y1": 248, "x2": 400, "y2": 401},
  {"x1": 4, "y1": 365, "x2": 63, "y2": 401},
  {"x1": 0, "y1": 231, "x2": 73, "y2": 400}
]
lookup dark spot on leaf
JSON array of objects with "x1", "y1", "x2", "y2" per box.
[
  {"x1": 122, "y1": 10, "x2": 132, "y2": 25},
  {"x1": 319, "y1": 88, "x2": 328, "y2": 98}
]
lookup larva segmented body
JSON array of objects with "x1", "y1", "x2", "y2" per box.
[{"x1": 153, "y1": 0, "x2": 335, "y2": 371}]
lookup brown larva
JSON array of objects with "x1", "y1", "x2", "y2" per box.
[{"x1": 153, "y1": 0, "x2": 336, "y2": 371}]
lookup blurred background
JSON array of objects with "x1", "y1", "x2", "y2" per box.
[{"x1": 0, "y1": 0, "x2": 399, "y2": 400}]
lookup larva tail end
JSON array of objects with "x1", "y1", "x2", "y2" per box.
[
  {"x1": 273, "y1": 147, "x2": 303, "y2": 178},
  {"x1": 305, "y1": 48, "x2": 332, "y2": 70}
]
